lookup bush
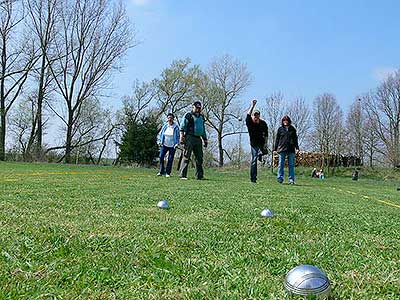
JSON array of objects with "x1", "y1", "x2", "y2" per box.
[{"x1": 118, "y1": 115, "x2": 159, "y2": 167}]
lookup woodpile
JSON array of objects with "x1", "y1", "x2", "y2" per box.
[{"x1": 272, "y1": 151, "x2": 362, "y2": 168}]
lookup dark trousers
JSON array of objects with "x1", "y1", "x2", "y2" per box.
[
  {"x1": 250, "y1": 146, "x2": 261, "y2": 182},
  {"x1": 180, "y1": 136, "x2": 204, "y2": 179},
  {"x1": 159, "y1": 146, "x2": 176, "y2": 175}
]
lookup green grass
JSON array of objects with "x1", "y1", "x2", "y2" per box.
[{"x1": 0, "y1": 162, "x2": 399, "y2": 299}]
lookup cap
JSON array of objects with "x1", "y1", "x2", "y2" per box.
[
  {"x1": 193, "y1": 101, "x2": 202, "y2": 108},
  {"x1": 253, "y1": 109, "x2": 260, "y2": 115}
]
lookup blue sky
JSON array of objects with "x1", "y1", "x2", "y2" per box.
[{"x1": 111, "y1": 0, "x2": 400, "y2": 112}]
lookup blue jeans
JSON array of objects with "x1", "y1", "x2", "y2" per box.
[
  {"x1": 250, "y1": 146, "x2": 261, "y2": 182},
  {"x1": 159, "y1": 146, "x2": 176, "y2": 175},
  {"x1": 277, "y1": 151, "x2": 295, "y2": 183}
]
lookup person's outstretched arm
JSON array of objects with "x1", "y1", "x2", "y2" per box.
[{"x1": 247, "y1": 99, "x2": 257, "y2": 115}]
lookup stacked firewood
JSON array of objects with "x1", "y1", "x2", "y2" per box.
[{"x1": 272, "y1": 151, "x2": 362, "y2": 167}]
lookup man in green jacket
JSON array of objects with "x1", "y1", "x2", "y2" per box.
[{"x1": 179, "y1": 101, "x2": 208, "y2": 180}]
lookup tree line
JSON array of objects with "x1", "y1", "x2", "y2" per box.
[
  {"x1": 1, "y1": 0, "x2": 133, "y2": 163},
  {"x1": 116, "y1": 58, "x2": 400, "y2": 169},
  {"x1": 1, "y1": 0, "x2": 399, "y2": 168},
  {"x1": 263, "y1": 75, "x2": 400, "y2": 169}
]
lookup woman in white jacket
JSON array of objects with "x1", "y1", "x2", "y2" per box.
[{"x1": 157, "y1": 113, "x2": 180, "y2": 177}]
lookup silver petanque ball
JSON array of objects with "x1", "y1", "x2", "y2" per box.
[
  {"x1": 260, "y1": 208, "x2": 274, "y2": 218},
  {"x1": 157, "y1": 200, "x2": 169, "y2": 209},
  {"x1": 284, "y1": 265, "x2": 330, "y2": 299}
]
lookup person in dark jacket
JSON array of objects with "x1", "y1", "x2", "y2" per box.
[
  {"x1": 246, "y1": 99, "x2": 268, "y2": 183},
  {"x1": 274, "y1": 115, "x2": 299, "y2": 184},
  {"x1": 179, "y1": 101, "x2": 208, "y2": 180}
]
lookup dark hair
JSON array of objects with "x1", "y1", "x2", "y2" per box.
[
  {"x1": 167, "y1": 113, "x2": 175, "y2": 118},
  {"x1": 281, "y1": 115, "x2": 292, "y2": 125}
]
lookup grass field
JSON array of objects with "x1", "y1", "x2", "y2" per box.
[{"x1": 0, "y1": 162, "x2": 399, "y2": 299}]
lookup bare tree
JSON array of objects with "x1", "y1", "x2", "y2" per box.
[
  {"x1": 363, "y1": 117, "x2": 381, "y2": 167},
  {"x1": 364, "y1": 70, "x2": 400, "y2": 167},
  {"x1": 265, "y1": 92, "x2": 285, "y2": 166},
  {"x1": 8, "y1": 96, "x2": 34, "y2": 157},
  {"x1": 154, "y1": 58, "x2": 200, "y2": 121},
  {"x1": 0, "y1": 0, "x2": 38, "y2": 160},
  {"x1": 46, "y1": 0, "x2": 135, "y2": 163},
  {"x1": 69, "y1": 98, "x2": 116, "y2": 164},
  {"x1": 345, "y1": 98, "x2": 364, "y2": 164},
  {"x1": 286, "y1": 97, "x2": 311, "y2": 150},
  {"x1": 331, "y1": 108, "x2": 345, "y2": 168},
  {"x1": 121, "y1": 80, "x2": 156, "y2": 125},
  {"x1": 25, "y1": 0, "x2": 58, "y2": 160},
  {"x1": 312, "y1": 93, "x2": 344, "y2": 167},
  {"x1": 201, "y1": 55, "x2": 251, "y2": 167}
]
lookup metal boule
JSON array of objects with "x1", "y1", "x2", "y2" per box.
[
  {"x1": 260, "y1": 208, "x2": 274, "y2": 218},
  {"x1": 284, "y1": 264, "x2": 330, "y2": 299},
  {"x1": 157, "y1": 200, "x2": 169, "y2": 209}
]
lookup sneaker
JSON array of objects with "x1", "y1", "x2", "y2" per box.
[
  {"x1": 251, "y1": 180, "x2": 257, "y2": 184},
  {"x1": 157, "y1": 172, "x2": 162, "y2": 176},
  {"x1": 180, "y1": 177, "x2": 188, "y2": 180},
  {"x1": 289, "y1": 180, "x2": 295, "y2": 185},
  {"x1": 166, "y1": 174, "x2": 170, "y2": 178},
  {"x1": 277, "y1": 179, "x2": 283, "y2": 184}
]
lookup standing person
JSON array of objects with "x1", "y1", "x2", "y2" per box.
[
  {"x1": 179, "y1": 101, "x2": 208, "y2": 180},
  {"x1": 246, "y1": 99, "x2": 268, "y2": 183},
  {"x1": 157, "y1": 113, "x2": 180, "y2": 177},
  {"x1": 274, "y1": 115, "x2": 299, "y2": 184}
]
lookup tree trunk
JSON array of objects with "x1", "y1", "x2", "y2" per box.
[
  {"x1": 369, "y1": 147, "x2": 373, "y2": 168},
  {"x1": 0, "y1": 107, "x2": 5, "y2": 161},
  {"x1": 35, "y1": 53, "x2": 47, "y2": 160},
  {"x1": 0, "y1": 35, "x2": 6, "y2": 161},
  {"x1": 218, "y1": 131, "x2": 223, "y2": 168},
  {"x1": 65, "y1": 113, "x2": 74, "y2": 163}
]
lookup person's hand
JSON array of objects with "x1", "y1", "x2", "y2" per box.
[
  {"x1": 203, "y1": 140, "x2": 208, "y2": 148},
  {"x1": 252, "y1": 99, "x2": 257, "y2": 106}
]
